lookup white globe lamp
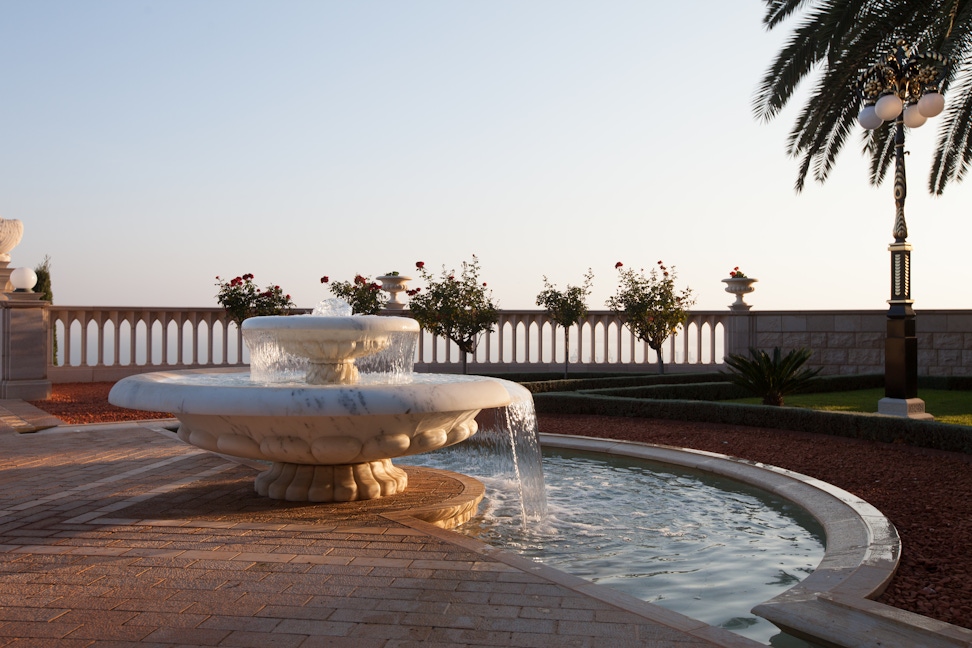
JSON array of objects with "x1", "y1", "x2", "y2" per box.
[
  {"x1": 903, "y1": 104, "x2": 927, "y2": 128},
  {"x1": 917, "y1": 91, "x2": 945, "y2": 118},
  {"x1": 10, "y1": 267, "x2": 37, "y2": 292},
  {"x1": 858, "y1": 105, "x2": 883, "y2": 129},
  {"x1": 874, "y1": 94, "x2": 903, "y2": 121}
]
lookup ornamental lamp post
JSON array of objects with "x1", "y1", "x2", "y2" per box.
[{"x1": 857, "y1": 40, "x2": 946, "y2": 419}]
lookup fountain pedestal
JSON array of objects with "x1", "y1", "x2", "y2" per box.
[{"x1": 254, "y1": 459, "x2": 408, "y2": 502}]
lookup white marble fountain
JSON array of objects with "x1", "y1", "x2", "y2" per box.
[{"x1": 108, "y1": 301, "x2": 512, "y2": 503}]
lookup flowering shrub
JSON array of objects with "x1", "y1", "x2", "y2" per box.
[
  {"x1": 536, "y1": 269, "x2": 594, "y2": 378},
  {"x1": 215, "y1": 274, "x2": 294, "y2": 326},
  {"x1": 729, "y1": 266, "x2": 748, "y2": 279},
  {"x1": 321, "y1": 274, "x2": 387, "y2": 315},
  {"x1": 408, "y1": 256, "x2": 498, "y2": 373},
  {"x1": 606, "y1": 261, "x2": 695, "y2": 374}
]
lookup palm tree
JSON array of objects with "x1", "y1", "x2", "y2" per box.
[{"x1": 753, "y1": 0, "x2": 972, "y2": 195}]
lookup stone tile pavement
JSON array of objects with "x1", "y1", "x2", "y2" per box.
[{"x1": 0, "y1": 403, "x2": 760, "y2": 647}]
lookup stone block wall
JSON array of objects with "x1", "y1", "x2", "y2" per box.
[{"x1": 730, "y1": 310, "x2": 972, "y2": 376}]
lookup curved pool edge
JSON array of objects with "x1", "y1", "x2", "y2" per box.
[{"x1": 536, "y1": 433, "x2": 972, "y2": 648}]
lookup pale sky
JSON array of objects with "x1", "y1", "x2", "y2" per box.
[{"x1": 3, "y1": 1, "x2": 971, "y2": 312}]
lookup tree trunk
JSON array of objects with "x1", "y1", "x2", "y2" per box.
[
  {"x1": 652, "y1": 344, "x2": 665, "y2": 374},
  {"x1": 563, "y1": 328, "x2": 570, "y2": 380}
]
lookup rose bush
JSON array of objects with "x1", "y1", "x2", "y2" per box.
[
  {"x1": 606, "y1": 261, "x2": 694, "y2": 374},
  {"x1": 408, "y1": 255, "x2": 497, "y2": 373},
  {"x1": 322, "y1": 274, "x2": 387, "y2": 315},
  {"x1": 215, "y1": 274, "x2": 294, "y2": 326},
  {"x1": 536, "y1": 269, "x2": 594, "y2": 378}
]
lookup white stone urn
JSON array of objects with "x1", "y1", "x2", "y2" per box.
[
  {"x1": 722, "y1": 277, "x2": 758, "y2": 310},
  {"x1": 0, "y1": 219, "x2": 24, "y2": 264},
  {"x1": 377, "y1": 273, "x2": 413, "y2": 310}
]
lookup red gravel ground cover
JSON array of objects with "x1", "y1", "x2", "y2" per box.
[{"x1": 30, "y1": 382, "x2": 972, "y2": 630}]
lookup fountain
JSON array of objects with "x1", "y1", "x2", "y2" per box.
[
  {"x1": 108, "y1": 302, "x2": 514, "y2": 506},
  {"x1": 107, "y1": 301, "x2": 878, "y2": 646}
]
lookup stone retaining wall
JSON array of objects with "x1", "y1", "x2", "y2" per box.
[{"x1": 734, "y1": 310, "x2": 972, "y2": 376}]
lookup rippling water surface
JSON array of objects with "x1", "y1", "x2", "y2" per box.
[{"x1": 400, "y1": 446, "x2": 825, "y2": 646}]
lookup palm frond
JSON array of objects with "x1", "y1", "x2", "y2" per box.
[
  {"x1": 762, "y1": 0, "x2": 816, "y2": 29},
  {"x1": 866, "y1": 124, "x2": 895, "y2": 186},
  {"x1": 757, "y1": 0, "x2": 972, "y2": 194}
]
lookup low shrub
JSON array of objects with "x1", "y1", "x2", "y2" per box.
[
  {"x1": 519, "y1": 372, "x2": 727, "y2": 395},
  {"x1": 584, "y1": 382, "x2": 750, "y2": 401}
]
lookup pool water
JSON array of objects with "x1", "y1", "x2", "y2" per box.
[{"x1": 400, "y1": 446, "x2": 826, "y2": 646}]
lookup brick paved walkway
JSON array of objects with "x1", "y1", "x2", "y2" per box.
[{"x1": 0, "y1": 413, "x2": 759, "y2": 647}]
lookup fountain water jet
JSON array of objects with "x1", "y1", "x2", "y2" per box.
[{"x1": 109, "y1": 306, "x2": 517, "y2": 507}]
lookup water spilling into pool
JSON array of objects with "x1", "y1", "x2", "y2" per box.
[{"x1": 400, "y1": 444, "x2": 826, "y2": 646}]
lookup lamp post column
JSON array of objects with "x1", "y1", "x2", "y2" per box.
[
  {"x1": 857, "y1": 41, "x2": 944, "y2": 419},
  {"x1": 881, "y1": 115, "x2": 922, "y2": 411}
]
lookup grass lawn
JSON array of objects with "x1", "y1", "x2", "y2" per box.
[{"x1": 727, "y1": 388, "x2": 972, "y2": 426}]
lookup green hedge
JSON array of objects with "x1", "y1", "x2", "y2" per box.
[
  {"x1": 520, "y1": 372, "x2": 727, "y2": 395},
  {"x1": 918, "y1": 375, "x2": 972, "y2": 390},
  {"x1": 523, "y1": 373, "x2": 885, "y2": 401},
  {"x1": 532, "y1": 392, "x2": 972, "y2": 454},
  {"x1": 584, "y1": 382, "x2": 751, "y2": 401}
]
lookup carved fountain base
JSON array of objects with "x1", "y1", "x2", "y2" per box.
[{"x1": 254, "y1": 459, "x2": 409, "y2": 502}]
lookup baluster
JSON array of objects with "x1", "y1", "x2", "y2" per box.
[
  {"x1": 78, "y1": 312, "x2": 90, "y2": 367},
  {"x1": 155, "y1": 313, "x2": 165, "y2": 366},
  {"x1": 235, "y1": 322, "x2": 244, "y2": 365},
  {"x1": 175, "y1": 312, "x2": 185, "y2": 366},
  {"x1": 110, "y1": 312, "x2": 120, "y2": 367},
  {"x1": 128, "y1": 312, "x2": 137, "y2": 366},
  {"x1": 61, "y1": 312, "x2": 73, "y2": 367}
]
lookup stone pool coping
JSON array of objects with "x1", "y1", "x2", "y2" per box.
[{"x1": 539, "y1": 433, "x2": 972, "y2": 648}]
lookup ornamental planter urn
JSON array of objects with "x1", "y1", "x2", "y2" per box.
[
  {"x1": 0, "y1": 219, "x2": 24, "y2": 264},
  {"x1": 377, "y1": 274, "x2": 412, "y2": 311},
  {"x1": 722, "y1": 277, "x2": 758, "y2": 311}
]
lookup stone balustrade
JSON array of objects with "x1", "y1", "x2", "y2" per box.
[
  {"x1": 40, "y1": 305, "x2": 972, "y2": 383},
  {"x1": 46, "y1": 307, "x2": 730, "y2": 382}
]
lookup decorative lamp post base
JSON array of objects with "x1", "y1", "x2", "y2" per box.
[{"x1": 877, "y1": 397, "x2": 933, "y2": 420}]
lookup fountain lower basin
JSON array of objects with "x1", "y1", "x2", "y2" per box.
[{"x1": 109, "y1": 370, "x2": 512, "y2": 502}]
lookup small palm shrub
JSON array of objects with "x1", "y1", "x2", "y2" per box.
[{"x1": 724, "y1": 347, "x2": 821, "y2": 406}]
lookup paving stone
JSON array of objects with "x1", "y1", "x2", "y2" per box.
[{"x1": 0, "y1": 422, "x2": 750, "y2": 648}]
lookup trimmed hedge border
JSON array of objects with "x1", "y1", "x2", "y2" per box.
[
  {"x1": 524, "y1": 372, "x2": 972, "y2": 454},
  {"x1": 531, "y1": 393, "x2": 972, "y2": 454},
  {"x1": 517, "y1": 372, "x2": 726, "y2": 395},
  {"x1": 580, "y1": 374, "x2": 888, "y2": 401}
]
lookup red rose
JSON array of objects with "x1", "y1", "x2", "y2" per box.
[
  {"x1": 615, "y1": 262, "x2": 623, "y2": 268},
  {"x1": 416, "y1": 261, "x2": 425, "y2": 269},
  {"x1": 321, "y1": 276, "x2": 329, "y2": 283}
]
